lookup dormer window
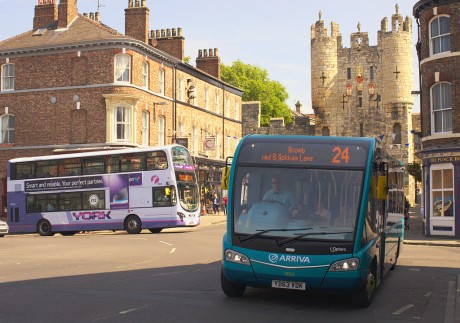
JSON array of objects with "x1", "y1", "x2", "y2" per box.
[
  {"x1": 114, "y1": 54, "x2": 131, "y2": 83},
  {"x1": 1, "y1": 63, "x2": 15, "y2": 91}
]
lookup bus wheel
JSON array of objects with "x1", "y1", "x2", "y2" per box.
[
  {"x1": 37, "y1": 220, "x2": 55, "y2": 237},
  {"x1": 352, "y1": 266, "x2": 376, "y2": 307},
  {"x1": 125, "y1": 215, "x2": 142, "y2": 234},
  {"x1": 221, "y1": 269, "x2": 246, "y2": 297},
  {"x1": 148, "y1": 228, "x2": 163, "y2": 234}
]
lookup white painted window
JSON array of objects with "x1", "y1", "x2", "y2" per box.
[
  {"x1": 158, "y1": 116, "x2": 165, "y2": 146},
  {"x1": 430, "y1": 16, "x2": 451, "y2": 55},
  {"x1": 142, "y1": 61, "x2": 149, "y2": 89},
  {"x1": 142, "y1": 110, "x2": 149, "y2": 146},
  {"x1": 159, "y1": 68, "x2": 165, "y2": 95},
  {"x1": 431, "y1": 83, "x2": 452, "y2": 133},
  {"x1": 1, "y1": 63, "x2": 15, "y2": 91},
  {"x1": 0, "y1": 114, "x2": 15, "y2": 143},
  {"x1": 178, "y1": 78, "x2": 184, "y2": 101},
  {"x1": 431, "y1": 164, "x2": 454, "y2": 218},
  {"x1": 234, "y1": 101, "x2": 239, "y2": 121},
  {"x1": 225, "y1": 97, "x2": 230, "y2": 117},
  {"x1": 115, "y1": 106, "x2": 131, "y2": 142},
  {"x1": 192, "y1": 126, "x2": 198, "y2": 154},
  {"x1": 114, "y1": 54, "x2": 131, "y2": 83},
  {"x1": 215, "y1": 92, "x2": 219, "y2": 113},
  {"x1": 204, "y1": 87, "x2": 209, "y2": 110}
]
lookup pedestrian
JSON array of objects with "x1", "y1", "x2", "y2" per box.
[
  {"x1": 212, "y1": 194, "x2": 220, "y2": 214},
  {"x1": 222, "y1": 195, "x2": 228, "y2": 215}
]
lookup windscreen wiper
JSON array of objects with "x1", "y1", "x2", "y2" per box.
[
  {"x1": 239, "y1": 227, "x2": 314, "y2": 243},
  {"x1": 277, "y1": 230, "x2": 353, "y2": 247}
]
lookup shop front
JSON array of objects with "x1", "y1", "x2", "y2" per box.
[
  {"x1": 420, "y1": 153, "x2": 460, "y2": 237},
  {"x1": 193, "y1": 156, "x2": 225, "y2": 215}
]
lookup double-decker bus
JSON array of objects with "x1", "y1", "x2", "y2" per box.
[
  {"x1": 221, "y1": 135, "x2": 405, "y2": 307},
  {"x1": 6, "y1": 144, "x2": 200, "y2": 236}
]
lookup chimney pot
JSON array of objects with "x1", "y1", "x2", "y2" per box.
[
  {"x1": 167, "y1": 28, "x2": 171, "y2": 38},
  {"x1": 161, "y1": 29, "x2": 165, "y2": 37},
  {"x1": 178, "y1": 27, "x2": 183, "y2": 36},
  {"x1": 204, "y1": 49, "x2": 208, "y2": 57},
  {"x1": 209, "y1": 49, "x2": 214, "y2": 56},
  {"x1": 172, "y1": 28, "x2": 177, "y2": 37},
  {"x1": 214, "y1": 48, "x2": 219, "y2": 56},
  {"x1": 156, "y1": 30, "x2": 160, "y2": 38}
]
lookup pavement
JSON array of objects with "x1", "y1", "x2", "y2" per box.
[{"x1": 404, "y1": 204, "x2": 460, "y2": 247}]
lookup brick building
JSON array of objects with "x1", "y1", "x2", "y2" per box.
[
  {"x1": 414, "y1": 0, "x2": 460, "y2": 237},
  {"x1": 311, "y1": 5, "x2": 418, "y2": 203},
  {"x1": 0, "y1": 0, "x2": 243, "y2": 214}
]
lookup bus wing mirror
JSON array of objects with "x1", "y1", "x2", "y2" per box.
[
  {"x1": 377, "y1": 176, "x2": 387, "y2": 200},
  {"x1": 221, "y1": 166, "x2": 230, "y2": 190}
]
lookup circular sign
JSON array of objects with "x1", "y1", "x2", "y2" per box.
[{"x1": 88, "y1": 194, "x2": 99, "y2": 207}]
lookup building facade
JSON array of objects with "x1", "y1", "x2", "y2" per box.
[
  {"x1": 311, "y1": 5, "x2": 417, "y2": 203},
  {"x1": 0, "y1": 0, "x2": 243, "y2": 216},
  {"x1": 414, "y1": 0, "x2": 460, "y2": 237}
]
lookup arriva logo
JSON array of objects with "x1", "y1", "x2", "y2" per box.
[{"x1": 268, "y1": 254, "x2": 310, "y2": 264}]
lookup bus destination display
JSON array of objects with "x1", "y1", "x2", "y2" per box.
[{"x1": 239, "y1": 142, "x2": 368, "y2": 168}]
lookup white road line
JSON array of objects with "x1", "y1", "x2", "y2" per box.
[
  {"x1": 409, "y1": 268, "x2": 421, "y2": 271},
  {"x1": 169, "y1": 248, "x2": 176, "y2": 254},
  {"x1": 119, "y1": 308, "x2": 139, "y2": 315},
  {"x1": 393, "y1": 304, "x2": 415, "y2": 315},
  {"x1": 424, "y1": 291, "x2": 431, "y2": 297},
  {"x1": 159, "y1": 241, "x2": 172, "y2": 246},
  {"x1": 115, "y1": 258, "x2": 158, "y2": 269}
]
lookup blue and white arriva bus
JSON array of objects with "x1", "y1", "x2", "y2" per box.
[
  {"x1": 221, "y1": 135, "x2": 405, "y2": 307},
  {"x1": 6, "y1": 144, "x2": 200, "y2": 236}
]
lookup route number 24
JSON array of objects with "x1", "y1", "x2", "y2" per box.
[{"x1": 332, "y1": 147, "x2": 349, "y2": 164}]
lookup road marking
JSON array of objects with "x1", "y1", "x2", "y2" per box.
[
  {"x1": 116, "y1": 258, "x2": 158, "y2": 269},
  {"x1": 424, "y1": 291, "x2": 431, "y2": 297},
  {"x1": 409, "y1": 268, "x2": 420, "y2": 271},
  {"x1": 393, "y1": 304, "x2": 414, "y2": 315},
  {"x1": 169, "y1": 248, "x2": 176, "y2": 254},
  {"x1": 119, "y1": 308, "x2": 139, "y2": 315},
  {"x1": 159, "y1": 241, "x2": 172, "y2": 246}
]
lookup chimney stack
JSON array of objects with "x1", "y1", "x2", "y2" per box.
[
  {"x1": 58, "y1": 0, "x2": 78, "y2": 29},
  {"x1": 125, "y1": 0, "x2": 149, "y2": 44},
  {"x1": 150, "y1": 27, "x2": 185, "y2": 61},
  {"x1": 33, "y1": 0, "x2": 58, "y2": 30},
  {"x1": 196, "y1": 48, "x2": 221, "y2": 79}
]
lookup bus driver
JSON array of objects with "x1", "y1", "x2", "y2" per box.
[{"x1": 263, "y1": 176, "x2": 298, "y2": 215}]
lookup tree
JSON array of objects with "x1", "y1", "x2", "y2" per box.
[
  {"x1": 406, "y1": 162, "x2": 422, "y2": 183},
  {"x1": 221, "y1": 60, "x2": 292, "y2": 126}
]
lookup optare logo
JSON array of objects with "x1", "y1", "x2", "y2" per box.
[
  {"x1": 330, "y1": 246, "x2": 347, "y2": 253},
  {"x1": 151, "y1": 175, "x2": 160, "y2": 184},
  {"x1": 269, "y1": 254, "x2": 279, "y2": 263}
]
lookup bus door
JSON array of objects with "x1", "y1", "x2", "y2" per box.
[{"x1": 7, "y1": 191, "x2": 28, "y2": 229}]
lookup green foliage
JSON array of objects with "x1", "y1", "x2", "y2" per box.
[
  {"x1": 221, "y1": 60, "x2": 292, "y2": 126},
  {"x1": 184, "y1": 56, "x2": 191, "y2": 63},
  {"x1": 406, "y1": 162, "x2": 422, "y2": 183}
]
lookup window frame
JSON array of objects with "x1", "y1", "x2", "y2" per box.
[
  {"x1": 159, "y1": 68, "x2": 165, "y2": 95},
  {"x1": 114, "y1": 106, "x2": 131, "y2": 143},
  {"x1": 0, "y1": 114, "x2": 15, "y2": 144},
  {"x1": 142, "y1": 61, "x2": 149, "y2": 89},
  {"x1": 431, "y1": 82, "x2": 452, "y2": 134},
  {"x1": 430, "y1": 15, "x2": 451, "y2": 56},
  {"x1": 1, "y1": 63, "x2": 15, "y2": 92},
  {"x1": 114, "y1": 54, "x2": 131, "y2": 83},
  {"x1": 158, "y1": 115, "x2": 165, "y2": 146},
  {"x1": 430, "y1": 163, "x2": 454, "y2": 218}
]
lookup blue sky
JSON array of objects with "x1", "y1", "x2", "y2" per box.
[{"x1": 0, "y1": 1, "x2": 419, "y2": 113}]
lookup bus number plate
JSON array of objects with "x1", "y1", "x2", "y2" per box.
[{"x1": 271, "y1": 280, "x2": 305, "y2": 290}]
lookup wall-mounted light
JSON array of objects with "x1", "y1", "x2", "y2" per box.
[
  {"x1": 73, "y1": 95, "x2": 79, "y2": 102},
  {"x1": 50, "y1": 97, "x2": 57, "y2": 104}
]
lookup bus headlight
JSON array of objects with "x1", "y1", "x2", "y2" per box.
[
  {"x1": 329, "y1": 258, "x2": 359, "y2": 272},
  {"x1": 225, "y1": 249, "x2": 251, "y2": 266}
]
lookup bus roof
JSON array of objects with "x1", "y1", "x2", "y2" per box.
[{"x1": 8, "y1": 144, "x2": 187, "y2": 163}]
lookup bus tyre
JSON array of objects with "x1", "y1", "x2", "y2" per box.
[
  {"x1": 148, "y1": 228, "x2": 163, "y2": 234},
  {"x1": 37, "y1": 220, "x2": 55, "y2": 237},
  {"x1": 125, "y1": 215, "x2": 142, "y2": 234},
  {"x1": 221, "y1": 270, "x2": 246, "y2": 297},
  {"x1": 352, "y1": 266, "x2": 376, "y2": 307}
]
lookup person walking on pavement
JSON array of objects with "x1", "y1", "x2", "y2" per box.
[
  {"x1": 222, "y1": 195, "x2": 228, "y2": 215},
  {"x1": 212, "y1": 194, "x2": 220, "y2": 214}
]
